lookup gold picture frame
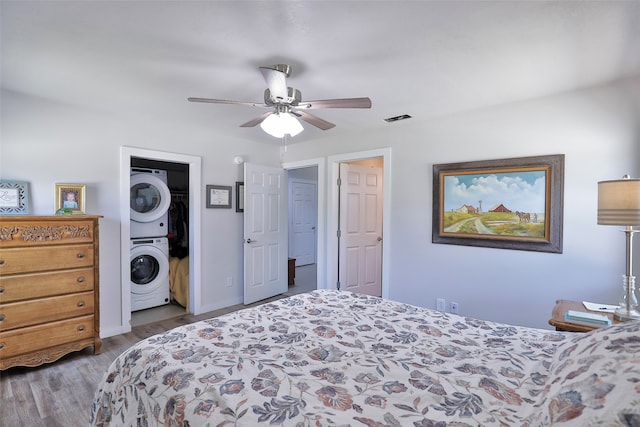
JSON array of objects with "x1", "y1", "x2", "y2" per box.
[{"x1": 55, "y1": 183, "x2": 86, "y2": 214}]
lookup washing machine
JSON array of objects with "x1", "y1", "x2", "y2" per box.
[
  {"x1": 130, "y1": 237, "x2": 170, "y2": 311},
  {"x1": 130, "y1": 167, "x2": 171, "y2": 238}
]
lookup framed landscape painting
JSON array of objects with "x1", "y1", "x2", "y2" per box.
[{"x1": 432, "y1": 154, "x2": 564, "y2": 253}]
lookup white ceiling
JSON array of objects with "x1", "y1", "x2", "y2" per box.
[{"x1": 3, "y1": 1, "x2": 640, "y2": 145}]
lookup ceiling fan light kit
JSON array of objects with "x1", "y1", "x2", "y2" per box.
[
  {"x1": 188, "y1": 63, "x2": 372, "y2": 138},
  {"x1": 260, "y1": 110, "x2": 304, "y2": 138}
]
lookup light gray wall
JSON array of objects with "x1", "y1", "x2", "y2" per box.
[
  {"x1": 286, "y1": 77, "x2": 640, "y2": 328},
  {"x1": 2, "y1": 77, "x2": 638, "y2": 333},
  {"x1": 1, "y1": 88, "x2": 281, "y2": 336}
]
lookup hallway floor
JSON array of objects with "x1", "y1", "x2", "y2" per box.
[{"x1": 131, "y1": 263, "x2": 318, "y2": 326}]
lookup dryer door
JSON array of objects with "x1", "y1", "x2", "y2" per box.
[
  {"x1": 130, "y1": 173, "x2": 171, "y2": 223},
  {"x1": 130, "y1": 244, "x2": 169, "y2": 294}
]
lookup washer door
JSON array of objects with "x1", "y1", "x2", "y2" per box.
[
  {"x1": 130, "y1": 173, "x2": 171, "y2": 223},
  {"x1": 130, "y1": 244, "x2": 169, "y2": 295}
]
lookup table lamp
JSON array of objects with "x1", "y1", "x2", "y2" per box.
[{"x1": 598, "y1": 174, "x2": 640, "y2": 321}]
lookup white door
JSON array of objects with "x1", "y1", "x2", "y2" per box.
[
  {"x1": 339, "y1": 163, "x2": 383, "y2": 296},
  {"x1": 243, "y1": 163, "x2": 288, "y2": 305},
  {"x1": 289, "y1": 180, "x2": 317, "y2": 266}
]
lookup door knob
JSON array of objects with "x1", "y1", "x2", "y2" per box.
[
  {"x1": 246, "y1": 238, "x2": 255, "y2": 244},
  {"x1": 377, "y1": 236, "x2": 382, "y2": 242}
]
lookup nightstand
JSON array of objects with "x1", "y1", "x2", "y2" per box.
[{"x1": 549, "y1": 299, "x2": 619, "y2": 332}]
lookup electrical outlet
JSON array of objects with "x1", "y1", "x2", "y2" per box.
[
  {"x1": 226, "y1": 276, "x2": 233, "y2": 287},
  {"x1": 450, "y1": 301, "x2": 459, "y2": 314},
  {"x1": 436, "y1": 298, "x2": 446, "y2": 312}
]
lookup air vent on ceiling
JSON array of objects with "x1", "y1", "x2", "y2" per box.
[{"x1": 384, "y1": 114, "x2": 412, "y2": 123}]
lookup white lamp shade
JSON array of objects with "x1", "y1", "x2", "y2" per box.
[
  {"x1": 260, "y1": 113, "x2": 303, "y2": 138},
  {"x1": 597, "y1": 178, "x2": 640, "y2": 225}
]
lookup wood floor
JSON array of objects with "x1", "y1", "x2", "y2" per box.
[{"x1": 0, "y1": 265, "x2": 316, "y2": 427}]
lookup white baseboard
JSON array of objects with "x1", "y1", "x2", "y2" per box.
[{"x1": 195, "y1": 296, "x2": 244, "y2": 316}]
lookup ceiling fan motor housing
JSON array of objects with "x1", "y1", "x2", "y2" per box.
[{"x1": 264, "y1": 87, "x2": 302, "y2": 106}]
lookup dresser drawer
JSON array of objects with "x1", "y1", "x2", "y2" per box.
[
  {"x1": 0, "y1": 219, "x2": 95, "y2": 248},
  {"x1": 0, "y1": 244, "x2": 94, "y2": 275},
  {"x1": 0, "y1": 267, "x2": 94, "y2": 303},
  {"x1": 0, "y1": 291, "x2": 94, "y2": 330},
  {"x1": 0, "y1": 315, "x2": 95, "y2": 359}
]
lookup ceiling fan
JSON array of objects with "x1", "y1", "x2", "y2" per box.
[{"x1": 188, "y1": 64, "x2": 372, "y2": 137}]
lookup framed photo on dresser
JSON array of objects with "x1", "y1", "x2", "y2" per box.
[{"x1": 55, "y1": 183, "x2": 86, "y2": 214}]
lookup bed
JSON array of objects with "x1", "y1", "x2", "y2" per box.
[{"x1": 90, "y1": 290, "x2": 640, "y2": 426}]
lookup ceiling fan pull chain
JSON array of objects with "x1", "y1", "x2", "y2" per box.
[{"x1": 280, "y1": 135, "x2": 289, "y2": 162}]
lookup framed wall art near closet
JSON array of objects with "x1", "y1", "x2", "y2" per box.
[
  {"x1": 235, "y1": 182, "x2": 244, "y2": 212},
  {"x1": 206, "y1": 185, "x2": 232, "y2": 209}
]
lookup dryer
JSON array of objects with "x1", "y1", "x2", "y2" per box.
[
  {"x1": 130, "y1": 237, "x2": 170, "y2": 311},
  {"x1": 130, "y1": 167, "x2": 171, "y2": 238}
]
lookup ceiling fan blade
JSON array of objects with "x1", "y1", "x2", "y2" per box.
[
  {"x1": 299, "y1": 97, "x2": 372, "y2": 109},
  {"x1": 295, "y1": 111, "x2": 335, "y2": 130},
  {"x1": 259, "y1": 66, "x2": 288, "y2": 101},
  {"x1": 188, "y1": 97, "x2": 265, "y2": 107},
  {"x1": 240, "y1": 111, "x2": 273, "y2": 127}
]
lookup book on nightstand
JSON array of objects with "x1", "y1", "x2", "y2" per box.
[{"x1": 564, "y1": 310, "x2": 612, "y2": 327}]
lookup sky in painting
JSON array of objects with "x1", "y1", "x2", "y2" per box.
[{"x1": 443, "y1": 171, "x2": 546, "y2": 213}]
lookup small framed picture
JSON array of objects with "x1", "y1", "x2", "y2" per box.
[
  {"x1": 0, "y1": 180, "x2": 30, "y2": 215},
  {"x1": 206, "y1": 185, "x2": 232, "y2": 208},
  {"x1": 55, "y1": 183, "x2": 86, "y2": 214},
  {"x1": 236, "y1": 181, "x2": 244, "y2": 212}
]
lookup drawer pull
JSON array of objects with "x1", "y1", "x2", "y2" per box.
[
  {"x1": 77, "y1": 276, "x2": 86, "y2": 283},
  {"x1": 77, "y1": 301, "x2": 85, "y2": 307},
  {"x1": 0, "y1": 287, "x2": 4, "y2": 293},
  {"x1": 0, "y1": 343, "x2": 4, "y2": 350},
  {"x1": 0, "y1": 260, "x2": 4, "y2": 266},
  {"x1": 0, "y1": 314, "x2": 4, "y2": 321},
  {"x1": 78, "y1": 325, "x2": 85, "y2": 332},
  {"x1": 77, "y1": 253, "x2": 85, "y2": 259}
]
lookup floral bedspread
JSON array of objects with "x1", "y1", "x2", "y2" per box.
[{"x1": 90, "y1": 290, "x2": 640, "y2": 426}]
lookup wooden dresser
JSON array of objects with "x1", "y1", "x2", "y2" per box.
[{"x1": 0, "y1": 215, "x2": 101, "y2": 370}]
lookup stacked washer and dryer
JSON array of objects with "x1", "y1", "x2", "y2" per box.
[{"x1": 130, "y1": 167, "x2": 171, "y2": 312}]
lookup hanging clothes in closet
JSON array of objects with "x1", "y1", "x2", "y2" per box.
[{"x1": 168, "y1": 193, "x2": 188, "y2": 258}]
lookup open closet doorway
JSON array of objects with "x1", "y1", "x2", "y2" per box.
[
  {"x1": 282, "y1": 158, "x2": 326, "y2": 292},
  {"x1": 287, "y1": 166, "x2": 318, "y2": 294},
  {"x1": 120, "y1": 147, "x2": 202, "y2": 334},
  {"x1": 130, "y1": 157, "x2": 189, "y2": 326}
]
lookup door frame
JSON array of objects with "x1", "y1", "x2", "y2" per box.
[
  {"x1": 119, "y1": 146, "x2": 203, "y2": 334},
  {"x1": 327, "y1": 148, "x2": 392, "y2": 299},
  {"x1": 282, "y1": 158, "x2": 326, "y2": 289}
]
